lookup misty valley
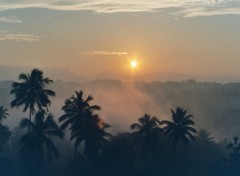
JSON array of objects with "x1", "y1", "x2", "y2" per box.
[
  {"x1": 1, "y1": 69, "x2": 240, "y2": 176},
  {"x1": 1, "y1": 0, "x2": 240, "y2": 175}
]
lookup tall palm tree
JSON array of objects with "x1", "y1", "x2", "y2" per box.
[
  {"x1": 59, "y1": 90, "x2": 101, "y2": 158},
  {"x1": 19, "y1": 111, "x2": 64, "y2": 162},
  {"x1": 0, "y1": 106, "x2": 9, "y2": 125},
  {"x1": 11, "y1": 69, "x2": 55, "y2": 133},
  {"x1": 162, "y1": 107, "x2": 197, "y2": 149},
  {"x1": 131, "y1": 114, "x2": 163, "y2": 173}
]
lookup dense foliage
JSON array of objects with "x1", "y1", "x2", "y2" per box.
[{"x1": 0, "y1": 69, "x2": 239, "y2": 176}]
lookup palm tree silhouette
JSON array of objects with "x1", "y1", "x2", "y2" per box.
[
  {"x1": 0, "y1": 106, "x2": 9, "y2": 125},
  {"x1": 0, "y1": 106, "x2": 11, "y2": 152},
  {"x1": 0, "y1": 125, "x2": 11, "y2": 151},
  {"x1": 131, "y1": 114, "x2": 163, "y2": 173},
  {"x1": 11, "y1": 69, "x2": 55, "y2": 133},
  {"x1": 19, "y1": 111, "x2": 63, "y2": 162},
  {"x1": 80, "y1": 114, "x2": 110, "y2": 160},
  {"x1": 227, "y1": 136, "x2": 240, "y2": 165},
  {"x1": 162, "y1": 107, "x2": 197, "y2": 149},
  {"x1": 59, "y1": 90, "x2": 101, "y2": 159},
  {"x1": 198, "y1": 129, "x2": 214, "y2": 142},
  {"x1": 75, "y1": 114, "x2": 111, "y2": 176},
  {"x1": 131, "y1": 114, "x2": 163, "y2": 145}
]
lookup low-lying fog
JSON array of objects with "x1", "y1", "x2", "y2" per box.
[{"x1": 1, "y1": 79, "x2": 240, "y2": 140}]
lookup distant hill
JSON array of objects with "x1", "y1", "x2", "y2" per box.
[
  {"x1": 1, "y1": 65, "x2": 239, "y2": 83},
  {"x1": 96, "y1": 69, "x2": 240, "y2": 83},
  {"x1": 0, "y1": 65, "x2": 86, "y2": 82},
  {"x1": 1, "y1": 79, "x2": 240, "y2": 139},
  {"x1": 95, "y1": 69, "x2": 193, "y2": 82}
]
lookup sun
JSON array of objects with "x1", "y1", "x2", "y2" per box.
[{"x1": 130, "y1": 60, "x2": 138, "y2": 68}]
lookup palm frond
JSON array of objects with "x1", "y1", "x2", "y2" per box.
[
  {"x1": 130, "y1": 123, "x2": 142, "y2": 130},
  {"x1": 185, "y1": 126, "x2": 198, "y2": 134},
  {"x1": 60, "y1": 117, "x2": 75, "y2": 130},
  {"x1": 43, "y1": 135, "x2": 59, "y2": 159},
  {"x1": 18, "y1": 73, "x2": 28, "y2": 81},
  {"x1": 45, "y1": 129, "x2": 64, "y2": 139},
  {"x1": 85, "y1": 95, "x2": 93, "y2": 103},
  {"x1": 20, "y1": 118, "x2": 35, "y2": 129}
]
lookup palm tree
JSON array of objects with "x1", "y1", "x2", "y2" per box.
[
  {"x1": 131, "y1": 114, "x2": 163, "y2": 146},
  {"x1": 162, "y1": 107, "x2": 197, "y2": 149},
  {"x1": 0, "y1": 106, "x2": 9, "y2": 125},
  {"x1": 0, "y1": 106, "x2": 11, "y2": 152},
  {"x1": 77, "y1": 114, "x2": 111, "y2": 160},
  {"x1": 130, "y1": 114, "x2": 163, "y2": 173},
  {"x1": 71, "y1": 113, "x2": 111, "y2": 176},
  {"x1": 198, "y1": 129, "x2": 214, "y2": 143},
  {"x1": 19, "y1": 111, "x2": 64, "y2": 162},
  {"x1": 0, "y1": 125, "x2": 11, "y2": 150},
  {"x1": 59, "y1": 90, "x2": 101, "y2": 158},
  {"x1": 227, "y1": 136, "x2": 240, "y2": 165},
  {"x1": 11, "y1": 69, "x2": 55, "y2": 133}
]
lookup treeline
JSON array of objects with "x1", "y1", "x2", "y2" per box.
[
  {"x1": 2, "y1": 76, "x2": 240, "y2": 137},
  {"x1": 0, "y1": 69, "x2": 240, "y2": 176}
]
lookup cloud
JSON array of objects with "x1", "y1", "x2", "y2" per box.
[
  {"x1": 0, "y1": 0, "x2": 239, "y2": 17},
  {"x1": 178, "y1": 7, "x2": 240, "y2": 17},
  {"x1": 0, "y1": 16, "x2": 21, "y2": 23},
  {"x1": 0, "y1": 32, "x2": 40, "y2": 42},
  {"x1": 86, "y1": 51, "x2": 128, "y2": 56}
]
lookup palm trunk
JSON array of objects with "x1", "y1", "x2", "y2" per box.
[
  {"x1": 28, "y1": 108, "x2": 32, "y2": 134},
  {"x1": 73, "y1": 145, "x2": 78, "y2": 160}
]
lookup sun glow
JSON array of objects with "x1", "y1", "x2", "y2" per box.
[{"x1": 130, "y1": 60, "x2": 138, "y2": 68}]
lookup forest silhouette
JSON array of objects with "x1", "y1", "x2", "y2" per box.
[{"x1": 0, "y1": 69, "x2": 240, "y2": 176}]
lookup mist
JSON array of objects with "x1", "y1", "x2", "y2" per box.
[{"x1": 1, "y1": 78, "x2": 240, "y2": 140}]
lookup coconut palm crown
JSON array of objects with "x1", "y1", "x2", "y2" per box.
[
  {"x1": 0, "y1": 106, "x2": 9, "y2": 125},
  {"x1": 162, "y1": 107, "x2": 197, "y2": 149},
  {"x1": 19, "y1": 111, "x2": 63, "y2": 161},
  {"x1": 11, "y1": 69, "x2": 55, "y2": 133},
  {"x1": 59, "y1": 90, "x2": 102, "y2": 158}
]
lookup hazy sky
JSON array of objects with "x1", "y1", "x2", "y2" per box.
[{"x1": 0, "y1": 0, "x2": 240, "y2": 79}]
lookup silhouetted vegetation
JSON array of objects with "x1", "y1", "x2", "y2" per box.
[
  {"x1": 0, "y1": 106, "x2": 11, "y2": 176},
  {"x1": 59, "y1": 91, "x2": 103, "y2": 159},
  {"x1": 162, "y1": 107, "x2": 197, "y2": 149},
  {"x1": 0, "y1": 69, "x2": 239, "y2": 175},
  {"x1": 19, "y1": 111, "x2": 63, "y2": 175},
  {"x1": 131, "y1": 114, "x2": 163, "y2": 175},
  {"x1": 11, "y1": 69, "x2": 55, "y2": 133}
]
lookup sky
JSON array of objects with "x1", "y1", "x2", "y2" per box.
[{"x1": 0, "y1": 0, "x2": 240, "y2": 80}]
